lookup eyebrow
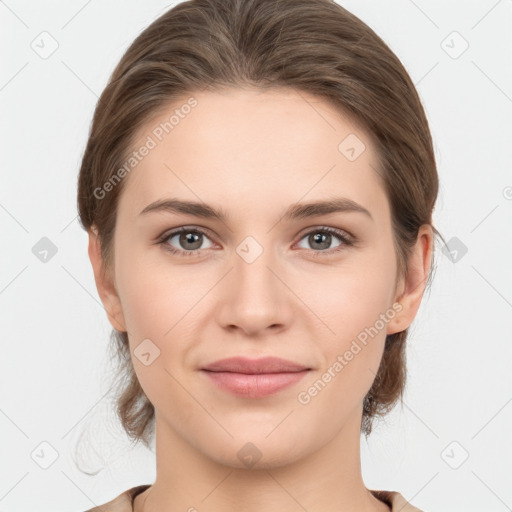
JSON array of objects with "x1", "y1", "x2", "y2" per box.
[{"x1": 139, "y1": 197, "x2": 373, "y2": 222}]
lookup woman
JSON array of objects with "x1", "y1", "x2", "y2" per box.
[{"x1": 77, "y1": 0, "x2": 442, "y2": 510}]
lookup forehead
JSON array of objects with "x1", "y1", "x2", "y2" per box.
[{"x1": 118, "y1": 87, "x2": 388, "y2": 223}]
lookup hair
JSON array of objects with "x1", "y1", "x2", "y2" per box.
[{"x1": 77, "y1": 0, "x2": 443, "y2": 447}]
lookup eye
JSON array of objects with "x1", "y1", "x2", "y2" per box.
[
  {"x1": 158, "y1": 227, "x2": 214, "y2": 257},
  {"x1": 295, "y1": 227, "x2": 353, "y2": 256},
  {"x1": 157, "y1": 226, "x2": 354, "y2": 258}
]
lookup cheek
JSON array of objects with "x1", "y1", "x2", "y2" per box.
[
  {"x1": 297, "y1": 273, "x2": 394, "y2": 427},
  {"x1": 114, "y1": 253, "x2": 194, "y2": 409},
  {"x1": 310, "y1": 254, "x2": 397, "y2": 343},
  {"x1": 307, "y1": 248, "x2": 397, "y2": 392},
  {"x1": 113, "y1": 239, "x2": 194, "y2": 339}
]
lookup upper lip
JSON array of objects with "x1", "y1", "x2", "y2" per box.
[{"x1": 202, "y1": 356, "x2": 311, "y2": 374}]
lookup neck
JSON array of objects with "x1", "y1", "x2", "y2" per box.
[{"x1": 135, "y1": 407, "x2": 390, "y2": 512}]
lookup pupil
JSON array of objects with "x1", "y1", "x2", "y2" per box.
[
  {"x1": 312, "y1": 232, "x2": 330, "y2": 250},
  {"x1": 181, "y1": 232, "x2": 201, "y2": 250}
]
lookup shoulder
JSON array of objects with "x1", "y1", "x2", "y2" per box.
[
  {"x1": 370, "y1": 489, "x2": 425, "y2": 512},
  {"x1": 82, "y1": 485, "x2": 422, "y2": 512},
  {"x1": 83, "y1": 485, "x2": 151, "y2": 512}
]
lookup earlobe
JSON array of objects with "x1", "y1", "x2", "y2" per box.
[
  {"x1": 386, "y1": 225, "x2": 434, "y2": 336},
  {"x1": 87, "y1": 227, "x2": 127, "y2": 333}
]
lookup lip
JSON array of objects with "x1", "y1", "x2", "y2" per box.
[
  {"x1": 202, "y1": 356, "x2": 310, "y2": 374},
  {"x1": 200, "y1": 357, "x2": 311, "y2": 398}
]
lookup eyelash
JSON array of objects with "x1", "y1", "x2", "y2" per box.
[{"x1": 156, "y1": 226, "x2": 354, "y2": 259}]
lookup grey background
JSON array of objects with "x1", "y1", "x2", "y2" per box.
[{"x1": 1, "y1": 1, "x2": 511, "y2": 511}]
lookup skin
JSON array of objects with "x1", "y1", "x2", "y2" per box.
[{"x1": 88, "y1": 87, "x2": 433, "y2": 512}]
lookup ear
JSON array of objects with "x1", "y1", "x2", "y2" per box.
[
  {"x1": 386, "y1": 224, "x2": 434, "y2": 335},
  {"x1": 88, "y1": 226, "x2": 127, "y2": 333}
]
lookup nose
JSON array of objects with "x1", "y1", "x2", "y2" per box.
[{"x1": 215, "y1": 240, "x2": 293, "y2": 337}]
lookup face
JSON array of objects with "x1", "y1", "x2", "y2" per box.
[{"x1": 94, "y1": 87, "x2": 414, "y2": 468}]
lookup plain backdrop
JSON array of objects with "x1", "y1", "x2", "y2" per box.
[{"x1": 1, "y1": 1, "x2": 511, "y2": 511}]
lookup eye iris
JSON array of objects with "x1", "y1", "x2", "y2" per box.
[
  {"x1": 180, "y1": 232, "x2": 202, "y2": 250},
  {"x1": 310, "y1": 232, "x2": 331, "y2": 250}
]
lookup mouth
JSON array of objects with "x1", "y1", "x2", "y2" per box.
[{"x1": 200, "y1": 356, "x2": 312, "y2": 398}]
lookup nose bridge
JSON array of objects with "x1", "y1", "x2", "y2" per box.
[
  {"x1": 232, "y1": 233, "x2": 280, "y2": 298},
  {"x1": 217, "y1": 232, "x2": 289, "y2": 332}
]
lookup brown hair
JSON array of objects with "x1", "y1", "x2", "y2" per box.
[{"x1": 77, "y1": 0, "x2": 443, "y2": 446}]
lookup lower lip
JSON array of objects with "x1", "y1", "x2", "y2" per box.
[{"x1": 201, "y1": 370, "x2": 310, "y2": 398}]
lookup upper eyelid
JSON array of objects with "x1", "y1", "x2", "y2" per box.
[{"x1": 160, "y1": 225, "x2": 216, "y2": 242}]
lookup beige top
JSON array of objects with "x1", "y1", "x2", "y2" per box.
[{"x1": 85, "y1": 484, "x2": 424, "y2": 511}]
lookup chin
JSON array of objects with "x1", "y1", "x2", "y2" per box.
[{"x1": 201, "y1": 433, "x2": 311, "y2": 471}]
